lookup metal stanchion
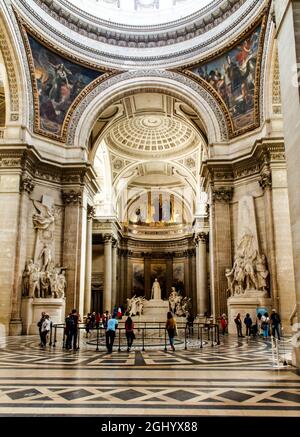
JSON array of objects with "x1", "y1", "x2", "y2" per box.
[
  {"x1": 185, "y1": 326, "x2": 187, "y2": 350},
  {"x1": 200, "y1": 325, "x2": 203, "y2": 348},
  {"x1": 142, "y1": 328, "x2": 145, "y2": 351},
  {"x1": 118, "y1": 328, "x2": 121, "y2": 352},
  {"x1": 96, "y1": 326, "x2": 99, "y2": 351},
  {"x1": 49, "y1": 324, "x2": 53, "y2": 347},
  {"x1": 216, "y1": 324, "x2": 220, "y2": 345},
  {"x1": 164, "y1": 328, "x2": 167, "y2": 351},
  {"x1": 76, "y1": 327, "x2": 80, "y2": 350}
]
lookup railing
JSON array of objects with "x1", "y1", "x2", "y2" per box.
[{"x1": 49, "y1": 322, "x2": 220, "y2": 351}]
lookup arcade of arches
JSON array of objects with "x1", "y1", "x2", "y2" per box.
[{"x1": 0, "y1": 0, "x2": 300, "y2": 418}]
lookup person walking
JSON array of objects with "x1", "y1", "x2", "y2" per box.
[
  {"x1": 166, "y1": 311, "x2": 177, "y2": 351},
  {"x1": 261, "y1": 312, "x2": 270, "y2": 339},
  {"x1": 234, "y1": 313, "x2": 244, "y2": 337},
  {"x1": 66, "y1": 309, "x2": 81, "y2": 350},
  {"x1": 106, "y1": 314, "x2": 118, "y2": 353},
  {"x1": 125, "y1": 316, "x2": 135, "y2": 352}
]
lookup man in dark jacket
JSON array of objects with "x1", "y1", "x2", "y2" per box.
[{"x1": 270, "y1": 309, "x2": 281, "y2": 340}]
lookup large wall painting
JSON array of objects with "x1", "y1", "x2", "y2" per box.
[
  {"x1": 150, "y1": 263, "x2": 167, "y2": 298},
  {"x1": 27, "y1": 34, "x2": 103, "y2": 139},
  {"x1": 172, "y1": 262, "x2": 184, "y2": 294},
  {"x1": 132, "y1": 262, "x2": 145, "y2": 296},
  {"x1": 180, "y1": 15, "x2": 267, "y2": 137}
]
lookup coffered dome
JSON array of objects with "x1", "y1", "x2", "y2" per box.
[{"x1": 106, "y1": 114, "x2": 199, "y2": 156}]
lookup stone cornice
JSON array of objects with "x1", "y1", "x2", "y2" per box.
[
  {"x1": 0, "y1": 145, "x2": 99, "y2": 195},
  {"x1": 201, "y1": 139, "x2": 285, "y2": 187}
]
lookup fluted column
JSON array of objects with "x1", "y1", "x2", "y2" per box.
[
  {"x1": 84, "y1": 205, "x2": 94, "y2": 315},
  {"x1": 111, "y1": 239, "x2": 118, "y2": 309},
  {"x1": 259, "y1": 169, "x2": 278, "y2": 306},
  {"x1": 196, "y1": 232, "x2": 208, "y2": 316},
  {"x1": 103, "y1": 234, "x2": 112, "y2": 312},
  {"x1": 9, "y1": 175, "x2": 35, "y2": 335}
]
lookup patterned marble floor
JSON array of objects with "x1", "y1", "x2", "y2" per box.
[{"x1": 0, "y1": 334, "x2": 299, "y2": 417}]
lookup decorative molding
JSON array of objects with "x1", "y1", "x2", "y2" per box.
[
  {"x1": 272, "y1": 48, "x2": 282, "y2": 114},
  {"x1": 212, "y1": 187, "x2": 234, "y2": 202},
  {"x1": 104, "y1": 233, "x2": 113, "y2": 243},
  {"x1": 0, "y1": 21, "x2": 20, "y2": 120},
  {"x1": 20, "y1": 174, "x2": 35, "y2": 193},
  {"x1": 62, "y1": 189, "x2": 82, "y2": 205}
]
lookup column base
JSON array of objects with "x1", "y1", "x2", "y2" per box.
[{"x1": 9, "y1": 319, "x2": 23, "y2": 336}]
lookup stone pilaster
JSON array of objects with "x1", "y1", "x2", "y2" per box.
[
  {"x1": 111, "y1": 239, "x2": 118, "y2": 309},
  {"x1": 103, "y1": 234, "x2": 112, "y2": 312},
  {"x1": 211, "y1": 186, "x2": 233, "y2": 319},
  {"x1": 62, "y1": 189, "x2": 86, "y2": 316},
  {"x1": 9, "y1": 174, "x2": 35, "y2": 335},
  {"x1": 259, "y1": 168, "x2": 279, "y2": 307},
  {"x1": 84, "y1": 205, "x2": 94, "y2": 315},
  {"x1": 195, "y1": 232, "x2": 208, "y2": 316}
]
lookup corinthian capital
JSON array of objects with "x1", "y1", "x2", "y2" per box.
[
  {"x1": 62, "y1": 190, "x2": 82, "y2": 205},
  {"x1": 20, "y1": 175, "x2": 35, "y2": 194},
  {"x1": 103, "y1": 233, "x2": 113, "y2": 244},
  {"x1": 212, "y1": 186, "x2": 233, "y2": 202},
  {"x1": 87, "y1": 205, "x2": 95, "y2": 219},
  {"x1": 196, "y1": 232, "x2": 208, "y2": 244},
  {"x1": 259, "y1": 169, "x2": 272, "y2": 191}
]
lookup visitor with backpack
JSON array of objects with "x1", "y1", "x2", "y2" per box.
[{"x1": 270, "y1": 309, "x2": 281, "y2": 340}]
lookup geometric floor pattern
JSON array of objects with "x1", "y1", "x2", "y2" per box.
[{"x1": 0, "y1": 335, "x2": 299, "y2": 416}]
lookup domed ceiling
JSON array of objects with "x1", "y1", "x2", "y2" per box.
[
  {"x1": 90, "y1": 92, "x2": 204, "y2": 158},
  {"x1": 106, "y1": 114, "x2": 198, "y2": 156},
  {"x1": 67, "y1": 0, "x2": 213, "y2": 26}
]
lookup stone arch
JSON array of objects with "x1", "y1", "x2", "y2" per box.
[
  {"x1": 67, "y1": 70, "x2": 229, "y2": 148},
  {"x1": 0, "y1": 11, "x2": 27, "y2": 126}
]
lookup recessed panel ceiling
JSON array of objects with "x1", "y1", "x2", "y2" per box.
[{"x1": 106, "y1": 114, "x2": 199, "y2": 155}]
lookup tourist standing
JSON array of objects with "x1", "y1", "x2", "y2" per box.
[
  {"x1": 234, "y1": 313, "x2": 244, "y2": 337},
  {"x1": 166, "y1": 311, "x2": 177, "y2": 351},
  {"x1": 244, "y1": 313, "x2": 253, "y2": 337},
  {"x1": 220, "y1": 313, "x2": 228, "y2": 335},
  {"x1": 270, "y1": 309, "x2": 281, "y2": 340},
  {"x1": 40, "y1": 314, "x2": 51, "y2": 347},
  {"x1": 125, "y1": 316, "x2": 135, "y2": 352},
  {"x1": 106, "y1": 314, "x2": 118, "y2": 353}
]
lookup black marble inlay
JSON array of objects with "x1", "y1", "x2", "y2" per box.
[
  {"x1": 7, "y1": 389, "x2": 42, "y2": 400},
  {"x1": 135, "y1": 351, "x2": 146, "y2": 366},
  {"x1": 59, "y1": 389, "x2": 92, "y2": 400},
  {"x1": 273, "y1": 391, "x2": 300, "y2": 403},
  {"x1": 166, "y1": 390, "x2": 197, "y2": 401},
  {"x1": 220, "y1": 390, "x2": 253, "y2": 402},
  {"x1": 113, "y1": 389, "x2": 143, "y2": 401}
]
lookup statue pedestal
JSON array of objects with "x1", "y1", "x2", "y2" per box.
[
  {"x1": 21, "y1": 297, "x2": 65, "y2": 334},
  {"x1": 227, "y1": 291, "x2": 272, "y2": 334},
  {"x1": 141, "y1": 299, "x2": 170, "y2": 322}
]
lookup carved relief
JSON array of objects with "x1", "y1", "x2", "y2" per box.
[{"x1": 259, "y1": 168, "x2": 272, "y2": 191}]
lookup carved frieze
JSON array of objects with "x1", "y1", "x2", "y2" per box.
[{"x1": 87, "y1": 205, "x2": 96, "y2": 219}]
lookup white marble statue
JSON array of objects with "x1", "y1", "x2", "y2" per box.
[
  {"x1": 256, "y1": 254, "x2": 269, "y2": 291},
  {"x1": 32, "y1": 199, "x2": 54, "y2": 230},
  {"x1": 38, "y1": 243, "x2": 52, "y2": 271},
  {"x1": 226, "y1": 231, "x2": 269, "y2": 296},
  {"x1": 151, "y1": 278, "x2": 161, "y2": 300},
  {"x1": 127, "y1": 295, "x2": 145, "y2": 316}
]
